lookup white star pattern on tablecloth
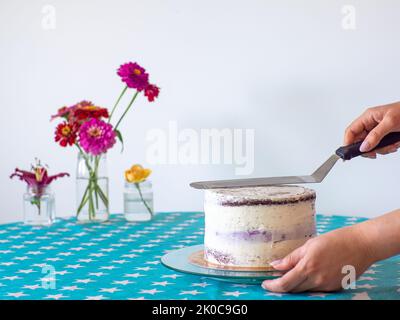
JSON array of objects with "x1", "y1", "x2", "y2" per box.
[
  {"x1": 223, "y1": 291, "x2": 248, "y2": 297},
  {"x1": 61, "y1": 286, "x2": 82, "y2": 291},
  {"x1": 17, "y1": 269, "x2": 36, "y2": 274},
  {"x1": 89, "y1": 253, "x2": 106, "y2": 257},
  {"x1": 85, "y1": 295, "x2": 106, "y2": 300},
  {"x1": 65, "y1": 264, "x2": 83, "y2": 269},
  {"x1": 112, "y1": 260, "x2": 128, "y2": 264},
  {"x1": 264, "y1": 292, "x2": 283, "y2": 297},
  {"x1": 100, "y1": 287, "x2": 120, "y2": 293},
  {"x1": 23, "y1": 284, "x2": 41, "y2": 290},
  {"x1": 78, "y1": 259, "x2": 95, "y2": 263},
  {"x1": 161, "y1": 274, "x2": 182, "y2": 279},
  {"x1": 7, "y1": 292, "x2": 28, "y2": 298},
  {"x1": 364, "y1": 269, "x2": 378, "y2": 275},
  {"x1": 359, "y1": 276, "x2": 376, "y2": 281},
  {"x1": 139, "y1": 289, "x2": 163, "y2": 295},
  {"x1": 32, "y1": 263, "x2": 47, "y2": 268},
  {"x1": 357, "y1": 284, "x2": 376, "y2": 289},
  {"x1": 179, "y1": 290, "x2": 203, "y2": 296},
  {"x1": 70, "y1": 247, "x2": 85, "y2": 251},
  {"x1": 0, "y1": 213, "x2": 396, "y2": 300},
  {"x1": 2, "y1": 276, "x2": 21, "y2": 281},
  {"x1": 46, "y1": 258, "x2": 62, "y2": 262},
  {"x1": 135, "y1": 267, "x2": 153, "y2": 271},
  {"x1": 131, "y1": 249, "x2": 146, "y2": 253},
  {"x1": 89, "y1": 272, "x2": 108, "y2": 277},
  {"x1": 45, "y1": 294, "x2": 68, "y2": 300},
  {"x1": 14, "y1": 256, "x2": 29, "y2": 261},
  {"x1": 58, "y1": 252, "x2": 73, "y2": 256},
  {"x1": 124, "y1": 273, "x2": 145, "y2": 278},
  {"x1": 113, "y1": 280, "x2": 133, "y2": 286},
  {"x1": 100, "y1": 266, "x2": 118, "y2": 270},
  {"x1": 55, "y1": 270, "x2": 70, "y2": 275},
  {"x1": 75, "y1": 279, "x2": 95, "y2": 284},
  {"x1": 191, "y1": 282, "x2": 211, "y2": 288},
  {"x1": 232, "y1": 284, "x2": 251, "y2": 288},
  {"x1": 152, "y1": 281, "x2": 173, "y2": 287},
  {"x1": 308, "y1": 293, "x2": 327, "y2": 298},
  {"x1": 0, "y1": 262, "x2": 15, "y2": 266}
]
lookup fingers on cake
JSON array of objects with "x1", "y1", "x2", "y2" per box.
[{"x1": 203, "y1": 185, "x2": 316, "y2": 269}]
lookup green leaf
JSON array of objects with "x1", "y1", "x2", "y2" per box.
[{"x1": 115, "y1": 129, "x2": 124, "y2": 153}]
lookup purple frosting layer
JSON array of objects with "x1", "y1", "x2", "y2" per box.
[
  {"x1": 211, "y1": 224, "x2": 315, "y2": 243},
  {"x1": 204, "y1": 248, "x2": 235, "y2": 264},
  {"x1": 218, "y1": 229, "x2": 273, "y2": 242}
]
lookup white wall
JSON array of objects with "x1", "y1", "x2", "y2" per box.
[{"x1": 1, "y1": 0, "x2": 399, "y2": 223}]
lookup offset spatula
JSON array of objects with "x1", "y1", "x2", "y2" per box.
[{"x1": 190, "y1": 132, "x2": 400, "y2": 190}]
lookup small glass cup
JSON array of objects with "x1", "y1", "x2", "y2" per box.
[
  {"x1": 23, "y1": 186, "x2": 55, "y2": 226},
  {"x1": 123, "y1": 180, "x2": 154, "y2": 221}
]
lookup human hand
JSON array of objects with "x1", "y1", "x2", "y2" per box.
[
  {"x1": 344, "y1": 102, "x2": 400, "y2": 159},
  {"x1": 261, "y1": 226, "x2": 375, "y2": 292}
]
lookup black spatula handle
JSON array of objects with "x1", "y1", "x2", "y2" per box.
[{"x1": 336, "y1": 132, "x2": 400, "y2": 160}]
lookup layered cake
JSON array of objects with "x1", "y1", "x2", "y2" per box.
[{"x1": 204, "y1": 185, "x2": 316, "y2": 268}]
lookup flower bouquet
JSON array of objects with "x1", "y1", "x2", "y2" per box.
[{"x1": 51, "y1": 62, "x2": 159, "y2": 222}]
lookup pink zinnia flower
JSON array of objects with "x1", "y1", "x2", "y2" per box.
[
  {"x1": 144, "y1": 84, "x2": 160, "y2": 102},
  {"x1": 79, "y1": 118, "x2": 116, "y2": 155},
  {"x1": 117, "y1": 62, "x2": 149, "y2": 91}
]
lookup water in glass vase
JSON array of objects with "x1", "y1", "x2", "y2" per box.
[
  {"x1": 124, "y1": 181, "x2": 153, "y2": 221},
  {"x1": 76, "y1": 152, "x2": 110, "y2": 223},
  {"x1": 76, "y1": 176, "x2": 109, "y2": 222},
  {"x1": 23, "y1": 187, "x2": 55, "y2": 226}
]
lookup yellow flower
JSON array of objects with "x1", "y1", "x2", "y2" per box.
[{"x1": 125, "y1": 164, "x2": 152, "y2": 184}]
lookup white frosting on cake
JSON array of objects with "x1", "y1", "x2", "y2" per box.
[{"x1": 204, "y1": 185, "x2": 316, "y2": 268}]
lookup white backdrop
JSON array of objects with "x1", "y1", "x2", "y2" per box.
[{"x1": 1, "y1": 0, "x2": 399, "y2": 223}]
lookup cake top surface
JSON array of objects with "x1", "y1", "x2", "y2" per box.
[{"x1": 205, "y1": 185, "x2": 316, "y2": 206}]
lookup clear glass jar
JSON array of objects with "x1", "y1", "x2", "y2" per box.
[
  {"x1": 76, "y1": 152, "x2": 109, "y2": 223},
  {"x1": 23, "y1": 186, "x2": 55, "y2": 226},
  {"x1": 124, "y1": 180, "x2": 154, "y2": 221}
]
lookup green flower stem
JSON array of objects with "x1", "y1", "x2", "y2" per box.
[
  {"x1": 135, "y1": 182, "x2": 153, "y2": 217},
  {"x1": 88, "y1": 181, "x2": 95, "y2": 220},
  {"x1": 108, "y1": 85, "x2": 128, "y2": 123},
  {"x1": 114, "y1": 90, "x2": 139, "y2": 131},
  {"x1": 77, "y1": 186, "x2": 90, "y2": 216},
  {"x1": 93, "y1": 156, "x2": 100, "y2": 209},
  {"x1": 75, "y1": 145, "x2": 109, "y2": 221},
  {"x1": 31, "y1": 197, "x2": 41, "y2": 216}
]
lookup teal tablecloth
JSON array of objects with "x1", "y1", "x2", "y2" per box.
[{"x1": 0, "y1": 212, "x2": 398, "y2": 300}]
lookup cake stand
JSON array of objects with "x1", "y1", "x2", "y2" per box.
[{"x1": 161, "y1": 244, "x2": 283, "y2": 284}]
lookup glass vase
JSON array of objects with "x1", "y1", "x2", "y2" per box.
[
  {"x1": 76, "y1": 152, "x2": 109, "y2": 223},
  {"x1": 123, "y1": 180, "x2": 154, "y2": 221},
  {"x1": 23, "y1": 186, "x2": 55, "y2": 226}
]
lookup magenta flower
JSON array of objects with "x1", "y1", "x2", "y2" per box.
[
  {"x1": 79, "y1": 118, "x2": 116, "y2": 155},
  {"x1": 117, "y1": 62, "x2": 149, "y2": 91},
  {"x1": 144, "y1": 84, "x2": 160, "y2": 102},
  {"x1": 10, "y1": 162, "x2": 69, "y2": 197}
]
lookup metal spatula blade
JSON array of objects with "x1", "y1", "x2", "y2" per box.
[
  {"x1": 190, "y1": 154, "x2": 340, "y2": 189},
  {"x1": 190, "y1": 132, "x2": 400, "y2": 190}
]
